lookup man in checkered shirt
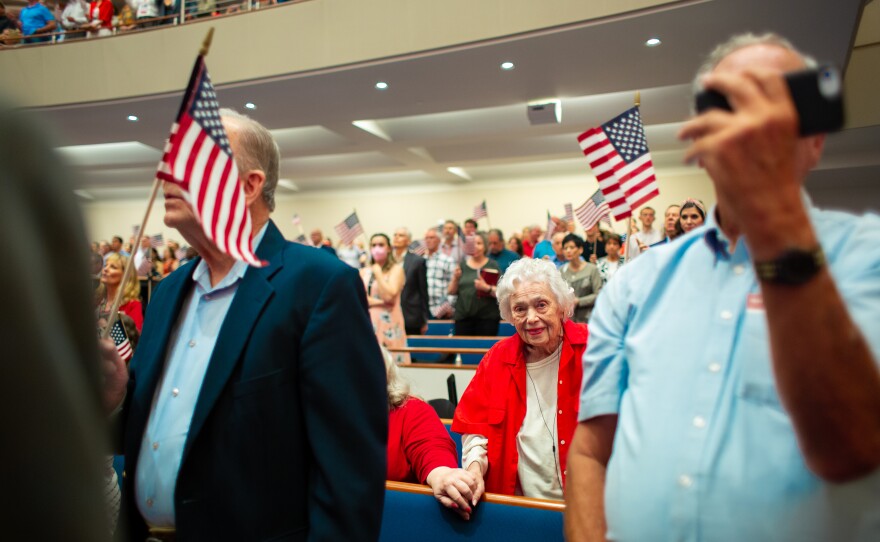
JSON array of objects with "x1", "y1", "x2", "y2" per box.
[{"x1": 423, "y1": 227, "x2": 458, "y2": 318}]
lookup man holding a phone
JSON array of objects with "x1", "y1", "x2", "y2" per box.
[{"x1": 565, "y1": 33, "x2": 880, "y2": 541}]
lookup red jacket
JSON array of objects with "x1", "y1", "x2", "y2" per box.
[
  {"x1": 387, "y1": 397, "x2": 458, "y2": 484},
  {"x1": 452, "y1": 320, "x2": 587, "y2": 495}
]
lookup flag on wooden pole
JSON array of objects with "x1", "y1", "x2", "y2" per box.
[
  {"x1": 156, "y1": 55, "x2": 265, "y2": 267},
  {"x1": 577, "y1": 106, "x2": 659, "y2": 221}
]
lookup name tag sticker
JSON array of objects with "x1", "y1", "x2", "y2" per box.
[{"x1": 747, "y1": 293, "x2": 764, "y2": 312}]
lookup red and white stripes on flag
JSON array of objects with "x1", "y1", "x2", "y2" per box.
[
  {"x1": 408, "y1": 239, "x2": 427, "y2": 257},
  {"x1": 577, "y1": 107, "x2": 659, "y2": 221},
  {"x1": 575, "y1": 190, "x2": 613, "y2": 232},
  {"x1": 473, "y1": 200, "x2": 488, "y2": 221},
  {"x1": 463, "y1": 235, "x2": 476, "y2": 256},
  {"x1": 563, "y1": 203, "x2": 574, "y2": 225},
  {"x1": 150, "y1": 233, "x2": 164, "y2": 248},
  {"x1": 156, "y1": 56, "x2": 265, "y2": 267},
  {"x1": 335, "y1": 212, "x2": 364, "y2": 246},
  {"x1": 291, "y1": 213, "x2": 301, "y2": 226}
]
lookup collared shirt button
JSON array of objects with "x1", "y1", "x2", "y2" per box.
[
  {"x1": 146, "y1": 498, "x2": 154, "y2": 507},
  {"x1": 189, "y1": 340, "x2": 196, "y2": 348},
  {"x1": 172, "y1": 388, "x2": 180, "y2": 397},
  {"x1": 678, "y1": 475, "x2": 693, "y2": 488},
  {"x1": 559, "y1": 380, "x2": 563, "y2": 385},
  {"x1": 733, "y1": 265, "x2": 745, "y2": 275},
  {"x1": 152, "y1": 441, "x2": 159, "y2": 450},
  {"x1": 720, "y1": 310, "x2": 733, "y2": 320},
  {"x1": 708, "y1": 362, "x2": 721, "y2": 373},
  {"x1": 558, "y1": 409, "x2": 563, "y2": 415},
  {"x1": 693, "y1": 416, "x2": 706, "y2": 428},
  {"x1": 560, "y1": 440, "x2": 566, "y2": 446}
]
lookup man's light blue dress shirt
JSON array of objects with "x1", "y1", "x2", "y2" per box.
[
  {"x1": 580, "y1": 205, "x2": 880, "y2": 541},
  {"x1": 136, "y1": 225, "x2": 267, "y2": 527}
]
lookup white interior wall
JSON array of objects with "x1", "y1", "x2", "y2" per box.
[{"x1": 80, "y1": 168, "x2": 717, "y2": 244}]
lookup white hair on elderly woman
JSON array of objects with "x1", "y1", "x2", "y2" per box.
[
  {"x1": 382, "y1": 345, "x2": 411, "y2": 409},
  {"x1": 496, "y1": 258, "x2": 576, "y2": 322}
]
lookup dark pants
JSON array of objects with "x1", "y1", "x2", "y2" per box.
[{"x1": 454, "y1": 318, "x2": 499, "y2": 337}]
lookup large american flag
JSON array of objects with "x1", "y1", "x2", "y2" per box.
[
  {"x1": 110, "y1": 319, "x2": 132, "y2": 362},
  {"x1": 156, "y1": 56, "x2": 264, "y2": 267},
  {"x1": 577, "y1": 107, "x2": 659, "y2": 221},
  {"x1": 575, "y1": 190, "x2": 613, "y2": 231},
  {"x1": 473, "y1": 200, "x2": 488, "y2": 221},
  {"x1": 335, "y1": 212, "x2": 364, "y2": 245}
]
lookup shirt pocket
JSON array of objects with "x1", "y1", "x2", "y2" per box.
[{"x1": 736, "y1": 310, "x2": 786, "y2": 414}]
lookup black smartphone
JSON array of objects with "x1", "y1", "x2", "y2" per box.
[{"x1": 694, "y1": 65, "x2": 844, "y2": 136}]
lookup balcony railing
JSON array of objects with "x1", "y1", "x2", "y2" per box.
[{"x1": 0, "y1": 0, "x2": 310, "y2": 48}]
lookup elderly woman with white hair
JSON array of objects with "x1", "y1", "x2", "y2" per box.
[
  {"x1": 452, "y1": 258, "x2": 587, "y2": 500},
  {"x1": 382, "y1": 349, "x2": 483, "y2": 520}
]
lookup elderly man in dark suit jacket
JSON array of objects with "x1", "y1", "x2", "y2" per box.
[
  {"x1": 103, "y1": 109, "x2": 387, "y2": 541},
  {"x1": 392, "y1": 227, "x2": 431, "y2": 336}
]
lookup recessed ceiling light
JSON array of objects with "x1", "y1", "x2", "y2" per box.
[
  {"x1": 500, "y1": 61, "x2": 515, "y2": 70},
  {"x1": 127, "y1": 115, "x2": 138, "y2": 121},
  {"x1": 645, "y1": 37, "x2": 661, "y2": 47},
  {"x1": 244, "y1": 102, "x2": 256, "y2": 110},
  {"x1": 375, "y1": 81, "x2": 389, "y2": 90}
]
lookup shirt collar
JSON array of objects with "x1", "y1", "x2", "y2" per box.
[
  {"x1": 702, "y1": 189, "x2": 814, "y2": 262},
  {"x1": 191, "y1": 222, "x2": 269, "y2": 293}
]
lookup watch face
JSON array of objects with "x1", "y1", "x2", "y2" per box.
[{"x1": 781, "y1": 251, "x2": 810, "y2": 282}]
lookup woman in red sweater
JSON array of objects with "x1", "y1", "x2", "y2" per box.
[
  {"x1": 95, "y1": 252, "x2": 144, "y2": 332},
  {"x1": 384, "y1": 351, "x2": 483, "y2": 520}
]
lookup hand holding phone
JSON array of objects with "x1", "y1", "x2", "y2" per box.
[{"x1": 695, "y1": 65, "x2": 844, "y2": 136}]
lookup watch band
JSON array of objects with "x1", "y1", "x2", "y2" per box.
[{"x1": 754, "y1": 246, "x2": 826, "y2": 285}]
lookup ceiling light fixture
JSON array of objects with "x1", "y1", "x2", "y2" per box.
[
  {"x1": 127, "y1": 115, "x2": 138, "y2": 121},
  {"x1": 245, "y1": 102, "x2": 256, "y2": 109},
  {"x1": 352, "y1": 120, "x2": 392, "y2": 141},
  {"x1": 375, "y1": 81, "x2": 389, "y2": 90},
  {"x1": 501, "y1": 61, "x2": 515, "y2": 70},
  {"x1": 645, "y1": 37, "x2": 661, "y2": 47},
  {"x1": 447, "y1": 167, "x2": 471, "y2": 181}
]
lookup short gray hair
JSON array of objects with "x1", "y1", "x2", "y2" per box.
[
  {"x1": 395, "y1": 226, "x2": 412, "y2": 241},
  {"x1": 382, "y1": 346, "x2": 411, "y2": 409},
  {"x1": 219, "y1": 108, "x2": 281, "y2": 212},
  {"x1": 496, "y1": 258, "x2": 576, "y2": 322},
  {"x1": 693, "y1": 33, "x2": 817, "y2": 97}
]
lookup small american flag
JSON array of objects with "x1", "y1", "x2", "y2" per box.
[
  {"x1": 473, "y1": 200, "x2": 488, "y2": 221},
  {"x1": 293, "y1": 233, "x2": 308, "y2": 244},
  {"x1": 463, "y1": 235, "x2": 476, "y2": 256},
  {"x1": 563, "y1": 203, "x2": 574, "y2": 225},
  {"x1": 110, "y1": 319, "x2": 132, "y2": 362},
  {"x1": 136, "y1": 252, "x2": 153, "y2": 276},
  {"x1": 575, "y1": 190, "x2": 613, "y2": 231},
  {"x1": 577, "y1": 107, "x2": 659, "y2": 221},
  {"x1": 291, "y1": 213, "x2": 301, "y2": 226},
  {"x1": 150, "y1": 233, "x2": 164, "y2": 248},
  {"x1": 334, "y1": 212, "x2": 364, "y2": 246},
  {"x1": 544, "y1": 211, "x2": 554, "y2": 241},
  {"x1": 433, "y1": 299, "x2": 454, "y2": 319},
  {"x1": 409, "y1": 239, "x2": 427, "y2": 256},
  {"x1": 156, "y1": 55, "x2": 265, "y2": 267},
  {"x1": 132, "y1": 225, "x2": 141, "y2": 239},
  {"x1": 175, "y1": 248, "x2": 188, "y2": 260}
]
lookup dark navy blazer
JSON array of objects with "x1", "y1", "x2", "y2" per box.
[{"x1": 121, "y1": 220, "x2": 387, "y2": 541}]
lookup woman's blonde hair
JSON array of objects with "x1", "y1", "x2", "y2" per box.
[
  {"x1": 95, "y1": 253, "x2": 141, "y2": 306},
  {"x1": 382, "y1": 346, "x2": 410, "y2": 409}
]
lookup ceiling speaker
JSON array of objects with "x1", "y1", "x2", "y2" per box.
[{"x1": 527, "y1": 99, "x2": 561, "y2": 125}]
